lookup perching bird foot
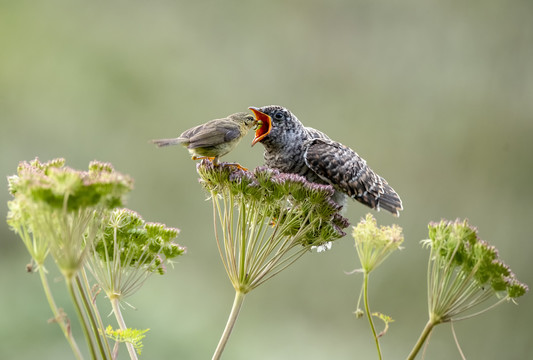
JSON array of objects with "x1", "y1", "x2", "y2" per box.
[
  {"x1": 224, "y1": 162, "x2": 248, "y2": 171},
  {"x1": 192, "y1": 156, "x2": 247, "y2": 171},
  {"x1": 192, "y1": 156, "x2": 216, "y2": 162}
]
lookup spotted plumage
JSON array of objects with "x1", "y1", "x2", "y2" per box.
[{"x1": 249, "y1": 105, "x2": 403, "y2": 216}]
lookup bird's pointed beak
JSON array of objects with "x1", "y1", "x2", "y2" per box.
[{"x1": 249, "y1": 107, "x2": 272, "y2": 146}]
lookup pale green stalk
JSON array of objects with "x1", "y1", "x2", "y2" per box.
[
  {"x1": 450, "y1": 321, "x2": 467, "y2": 360},
  {"x1": 74, "y1": 275, "x2": 110, "y2": 360},
  {"x1": 38, "y1": 267, "x2": 84, "y2": 360},
  {"x1": 66, "y1": 277, "x2": 98, "y2": 360},
  {"x1": 363, "y1": 271, "x2": 382, "y2": 360},
  {"x1": 79, "y1": 269, "x2": 113, "y2": 359},
  {"x1": 111, "y1": 297, "x2": 139, "y2": 360},
  {"x1": 212, "y1": 291, "x2": 246, "y2": 360},
  {"x1": 406, "y1": 318, "x2": 437, "y2": 360}
]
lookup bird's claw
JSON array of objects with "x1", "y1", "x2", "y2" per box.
[
  {"x1": 192, "y1": 156, "x2": 215, "y2": 161},
  {"x1": 225, "y1": 163, "x2": 248, "y2": 171}
]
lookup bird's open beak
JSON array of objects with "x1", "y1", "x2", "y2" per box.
[{"x1": 249, "y1": 107, "x2": 272, "y2": 146}]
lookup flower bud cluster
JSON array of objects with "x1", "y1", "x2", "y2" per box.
[
  {"x1": 426, "y1": 220, "x2": 528, "y2": 300},
  {"x1": 197, "y1": 160, "x2": 349, "y2": 248}
]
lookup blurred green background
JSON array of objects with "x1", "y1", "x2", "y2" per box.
[{"x1": 1, "y1": 0, "x2": 532, "y2": 359}]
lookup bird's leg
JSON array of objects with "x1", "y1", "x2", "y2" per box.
[
  {"x1": 224, "y1": 162, "x2": 248, "y2": 171},
  {"x1": 192, "y1": 156, "x2": 214, "y2": 161},
  {"x1": 192, "y1": 156, "x2": 217, "y2": 163},
  {"x1": 191, "y1": 155, "x2": 246, "y2": 170}
]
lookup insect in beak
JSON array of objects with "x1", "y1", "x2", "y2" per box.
[{"x1": 249, "y1": 107, "x2": 272, "y2": 146}]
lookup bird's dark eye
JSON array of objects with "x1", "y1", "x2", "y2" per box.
[{"x1": 274, "y1": 112, "x2": 283, "y2": 120}]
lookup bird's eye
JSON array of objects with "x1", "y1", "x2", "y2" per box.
[{"x1": 274, "y1": 112, "x2": 283, "y2": 120}]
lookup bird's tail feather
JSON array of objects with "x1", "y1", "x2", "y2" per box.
[
  {"x1": 150, "y1": 138, "x2": 184, "y2": 147},
  {"x1": 376, "y1": 185, "x2": 403, "y2": 216}
]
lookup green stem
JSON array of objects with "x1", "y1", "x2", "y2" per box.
[
  {"x1": 38, "y1": 267, "x2": 84, "y2": 360},
  {"x1": 111, "y1": 297, "x2": 138, "y2": 360},
  {"x1": 239, "y1": 202, "x2": 247, "y2": 283},
  {"x1": 212, "y1": 291, "x2": 246, "y2": 360},
  {"x1": 363, "y1": 272, "x2": 382, "y2": 360},
  {"x1": 66, "y1": 276, "x2": 98, "y2": 360},
  {"x1": 406, "y1": 319, "x2": 437, "y2": 360},
  {"x1": 80, "y1": 268, "x2": 113, "y2": 358},
  {"x1": 75, "y1": 275, "x2": 109, "y2": 359}
]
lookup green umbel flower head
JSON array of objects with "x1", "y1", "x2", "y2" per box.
[
  {"x1": 197, "y1": 160, "x2": 349, "y2": 293},
  {"x1": 353, "y1": 213, "x2": 404, "y2": 274},
  {"x1": 88, "y1": 208, "x2": 186, "y2": 300},
  {"x1": 7, "y1": 158, "x2": 134, "y2": 277},
  {"x1": 424, "y1": 219, "x2": 528, "y2": 323},
  {"x1": 8, "y1": 158, "x2": 133, "y2": 211}
]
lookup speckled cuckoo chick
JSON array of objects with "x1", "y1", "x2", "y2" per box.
[{"x1": 249, "y1": 105, "x2": 403, "y2": 216}]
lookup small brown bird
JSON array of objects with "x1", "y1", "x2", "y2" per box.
[
  {"x1": 152, "y1": 112, "x2": 257, "y2": 166},
  {"x1": 249, "y1": 105, "x2": 403, "y2": 216}
]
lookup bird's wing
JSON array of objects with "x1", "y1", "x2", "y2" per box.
[
  {"x1": 303, "y1": 138, "x2": 402, "y2": 215},
  {"x1": 183, "y1": 120, "x2": 241, "y2": 149}
]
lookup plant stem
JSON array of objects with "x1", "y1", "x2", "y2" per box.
[
  {"x1": 212, "y1": 290, "x2": 246, "y2": 360},
  {"x1": 450, "y1": 321, "x2": 466, "y2": 360},
  {"x1": 406, "y1": 319, "x2": 437, "y2": 360},
  {"x1": 38, "y1": 267, "x2": 84, "y2": 360},
  {"x1": 75, "y1": 275, "x2": 110, "y2": 359},
  {"x1": 363, "y1": 272, "x2": 382, "y2": 360},
  {"x1": 67, "y1": 276, "x2": 98, "y2": 360},
  {"x1": 111, "y1": 297, "x2": 139, "y2": 360},
  {"x1": 80, "y1": 268, "x2": 113, "y2": 359}
]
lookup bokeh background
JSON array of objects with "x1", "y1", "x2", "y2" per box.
[{"x1": 1, "y1": 1, "x2": 532, "y2": 359}]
